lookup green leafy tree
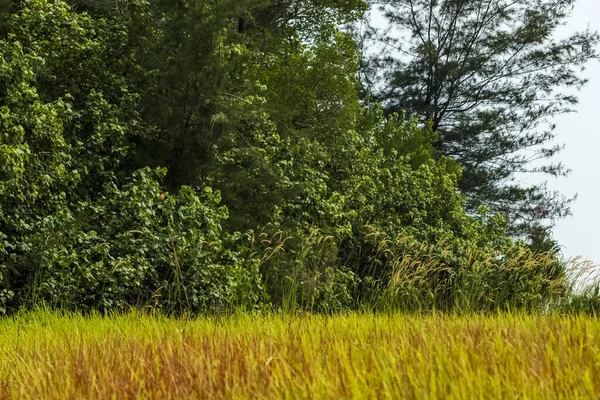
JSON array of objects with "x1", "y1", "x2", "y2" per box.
[
  {"x1": 363, "y1": 0, "x2": 599, "y2": 234},
  {"x1": 0, "y1": 0, "x2": 265, "y2": 314},
  {"x1": 112, "y1": 0, "x2": 369, "y2": 231},
  {"x1": 0, "y1": 40, "x2": 78, "y2": 310}
]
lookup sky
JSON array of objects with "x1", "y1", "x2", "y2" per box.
[
  {"x1": 369, "y1": 0, "x2": 600, "y2": 266},
  {"x1": 545, "y1": 0, "x2": 600, "y2": 265}
]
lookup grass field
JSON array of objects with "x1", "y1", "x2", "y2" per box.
[{"x1": 1, "y1": 311, "x2": 599, "y2": 399}]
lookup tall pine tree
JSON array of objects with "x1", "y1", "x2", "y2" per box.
[{"x1": 363, "y1": 0, "x2": 599, "y2": 235}]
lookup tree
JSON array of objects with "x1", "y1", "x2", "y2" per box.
[
  {"x1": 104, "y1": 0, "x2": 368, "y2": 231},
  {"x1": 363, "y1": 0, "x2": 599, "y2": 235},
  {"x1": 0, "y1": 0, "x2": 266, "y2": 314}
]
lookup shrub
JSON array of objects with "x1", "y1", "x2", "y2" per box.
[{"x1": 4, "y1": 168, "x2": 265, "y2": 314}]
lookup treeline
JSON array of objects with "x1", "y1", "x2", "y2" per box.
[{"x1": 0, "y1": 0, "x2": 597, "y2": 315}]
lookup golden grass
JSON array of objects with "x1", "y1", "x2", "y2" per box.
[{"x1": 1, "y1": 311, "x2": 599, "y2": 399}]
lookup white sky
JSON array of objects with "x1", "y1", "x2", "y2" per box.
[
  {"x1": 369, "y1": 0, "x2": 600, "y2": 265},
  {"x1": 546, "y1": 0, "x2": 600, "y2": 265}
]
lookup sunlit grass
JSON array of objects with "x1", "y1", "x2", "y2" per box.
[{"x1": 1, "y1": 310, "x2": 599, "y2": 399}]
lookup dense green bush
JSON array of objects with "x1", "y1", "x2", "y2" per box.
[
  {"x1": 9, "y1": 168, "x2": 264, "y2": 313},
  {"x1": 0, "y1": 0, "x2": 591, "y2": 315},
  {"x1": 258, "y1": 223, "x2": 570, "y2": 314}
]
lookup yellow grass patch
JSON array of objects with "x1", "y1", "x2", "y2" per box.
[{"x1": 0, "y1": 311, "x2": 598, "y2": 399}]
